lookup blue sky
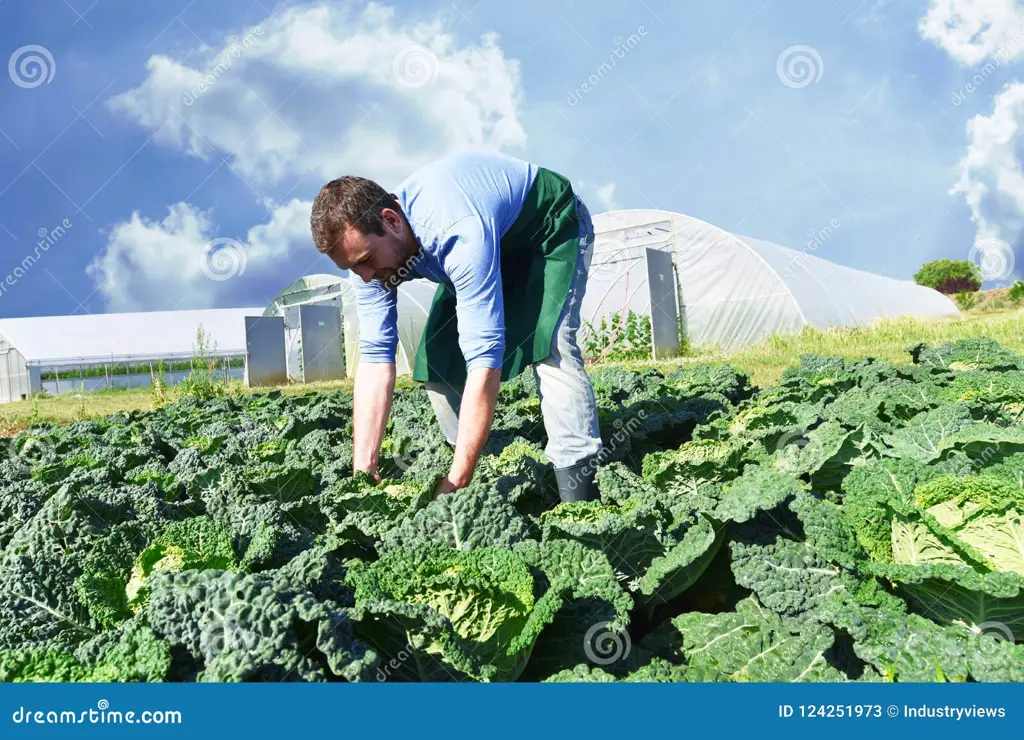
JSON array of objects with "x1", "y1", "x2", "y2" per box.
[{"x1": 1, "y1": 0, "x2": 1022, "y2": 319}]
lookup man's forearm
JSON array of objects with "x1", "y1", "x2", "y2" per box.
[
  {"x1": 353, "y1": 362, "x2": 396, "y2": 475},
  {"x1": 448, "y1": 367, "x2": 501, "y2": 487}
]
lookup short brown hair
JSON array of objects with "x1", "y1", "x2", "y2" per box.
[{"x1": 310, "y1": 176, "x2": 400, "y2": 254}]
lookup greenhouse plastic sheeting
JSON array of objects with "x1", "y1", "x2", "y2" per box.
[
  {"x1": 588, "y1": 209, "x2": 959, "y2": 353},
  {"x1": 337, "y1": 276, "x2": 438, "y2": 378},
  {"x1": 317, "y1": 207, "x2": 961, "y2": 373},
  {"x1": 0, "y1": 307, "x2": 263, "y2": 368}
]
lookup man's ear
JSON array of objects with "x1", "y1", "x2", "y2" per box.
[{"x1": 381, "y1": 207, "x2": 403, "y2": 234}]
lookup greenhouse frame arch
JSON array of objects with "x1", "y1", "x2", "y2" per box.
[{"x1": 585, "y1": 209, "x2": 960, "y2": 353}]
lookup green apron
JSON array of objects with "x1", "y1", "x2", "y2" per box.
[{"x1": 411, "y1": 167, "x2": 580, "y2": 388}]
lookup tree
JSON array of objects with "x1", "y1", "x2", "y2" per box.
[
  {"x1": 913, "y1": 259, "x2": 982, "y2": 294},
  {"x1": 1008, "y1": 280, "x2": 1024, "y2": 304}
]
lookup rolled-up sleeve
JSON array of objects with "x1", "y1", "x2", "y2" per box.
[
  {"x1": 352, "y1": 273, "x2": 399, "y2": 364},
  {"x1": 445, "y1": 218, "x2": 505, "y2": 373}
]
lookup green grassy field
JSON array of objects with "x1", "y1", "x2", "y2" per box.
[
  {"x1": 4, "y1": 305, "x2": 1023, "y2": 433},
  {"x1": 641, "y1": 304, "x2": 1024, "y2": 386}
]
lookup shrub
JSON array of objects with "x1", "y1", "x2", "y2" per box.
[
  {"x1": 914, "y1": 259, "x2": 982, "y2": 295},
  {"x1": 582, "y1": 310, "x2": 653, "y2": 362},
  {"x1": 150, "y1": 361, "x2": 170, "y2": 408},
  {"x1": 1009, "y1": 280, "x2": 1024, "y2": 304},
  {"x1": 179, "y1": 325, "x2": 226, "y2": 403},
  {"x1": 955, "y1": 291, "x2": 979, "y2": 311}
]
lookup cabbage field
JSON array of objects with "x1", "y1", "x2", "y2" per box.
[{"x1": 2, "y1": 337, "x2": 1023, "y2": 682}]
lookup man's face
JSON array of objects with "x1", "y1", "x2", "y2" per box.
[{"x1": 327, "y1": 208, "x2": 413, "y2": 286}]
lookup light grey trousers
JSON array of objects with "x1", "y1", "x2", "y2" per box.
[{"x1": 424, "y1": 196, "x2": 603, "y2": 470}]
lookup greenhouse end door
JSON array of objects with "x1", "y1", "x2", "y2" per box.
[
  {"x1": 645, "y1": 247, "x2": 681, "y2": 360},
  {"x1": 299, "y1": 304, "x2": 345, "y2": 383},
  {"x1": 245, "y1": 316, "x2": 287, "y2": 387}
]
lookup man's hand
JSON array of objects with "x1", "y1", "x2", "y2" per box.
[
  {"x1": 434, "y1": 476, "x2": 460, "y2": 498},
  {"x1": 355, "y1": 464, "x2": 382, "y2": 484},
  {"x1": 352, "y1": 362, "x2": 396, "y2": 482},
  {"x1": 447, "y1": 366, "x2": 501, "y2": 488}
]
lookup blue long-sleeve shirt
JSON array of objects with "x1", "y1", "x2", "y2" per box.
[{"x1": 353, "y1": 152, "x2": 538, "y2": 373}]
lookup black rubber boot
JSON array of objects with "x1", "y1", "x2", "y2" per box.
[{"x1": 553, "y1": 457, "x2": 599, "y2": 503}]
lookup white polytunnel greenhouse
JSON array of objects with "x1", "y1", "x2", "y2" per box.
[
  {"x1": 262, "y1": 274, "x2": 438, "y2": 380},
  {"x1": 288, "y1": 208, "x2": 961, "y2": 382},
  {"x1": 585, "y1": 209, "x2": 960, "y2": 353},
  {"x1": 0, "y1": 307, "x2": 261, "y2": 403}
]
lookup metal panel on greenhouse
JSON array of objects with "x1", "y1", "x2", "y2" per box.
[
  {"x1": 244, "y1": 316, "x2": 287, "y2": 387},
  {"x1": 645, "y1": 247, "x2": 681, "y2": 360},
  {"x1": 299, "y1": 304, "x2": 345, "y2": 383}
]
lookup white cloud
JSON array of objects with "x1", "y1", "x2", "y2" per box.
[
  {"x1": 577, "y1": 180, "x2": 621, "y2": 213},
  {"x1": 919, "y1": 0, "x2": 1024, "y2": 66},
  {"x1": 950, "y1": 82, "x2": 1024, "y2": 269},
  {"x1": 94, "y1": 1, "x2": 527, "y2": 310},
  {"x1": 106, "y1": 2, "x2": 526, "y2": 189},
  {"x1": 87, "y1": 199, "x2": 312, "y2": 311},
  {"x1": 593, "y1": 182, "x2": 621, "y2": 212}
]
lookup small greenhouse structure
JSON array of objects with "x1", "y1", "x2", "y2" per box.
[
  {"x1": 585, "y1": 209, "x2": 960, "y2": 353},
  {"x1": 261, "y1": 274, "x2": 438, "y2": 381},
  {"x1": 0, "y1": 307, "x2": 260, "y2": 403}
]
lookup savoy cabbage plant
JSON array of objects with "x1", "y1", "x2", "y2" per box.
[{"x1": 3, "y1": 338, "x2": 1024, "y2": 683}]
